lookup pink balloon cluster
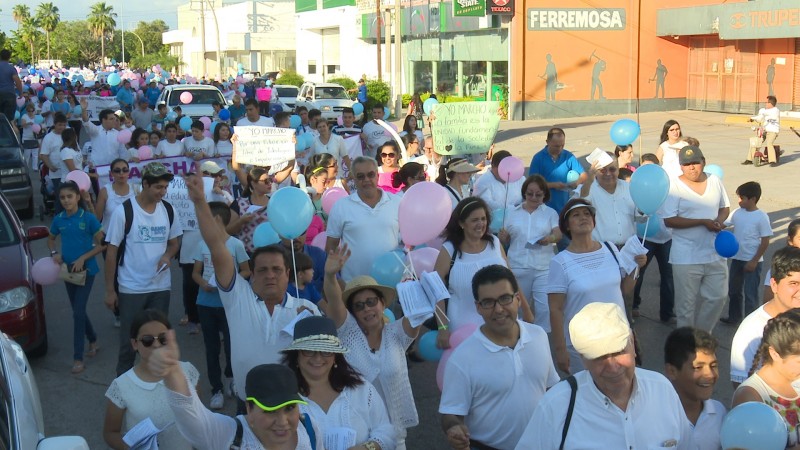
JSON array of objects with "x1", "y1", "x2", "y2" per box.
[{"x1": 321, "y1": 187, "x2": 348, "y2": 214}]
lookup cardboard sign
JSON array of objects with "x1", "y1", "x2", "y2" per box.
[
  {"x1": 234, "y1": 126, "x2": 295, "y2": 167},
  {"x1": 430, "y1": 101, "x2": 501, "y2": 155},
  {"x1": 76, "y1": 95, "x2": 121, "y2": 120}
]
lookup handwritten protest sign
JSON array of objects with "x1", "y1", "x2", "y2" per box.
[
  {"x1": 164, "y1": 176, "x2": 198, "y2": 230},
  {"x1": 430, "y1": 101, "x2": 501, "y2": 155},
  {"x1": 234, "y1": 126, "x2": 295, "y2": 167},
  {"x1": 76, "y1": 95, "x2": 121, "y2": 120}
]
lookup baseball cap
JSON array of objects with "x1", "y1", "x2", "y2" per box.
[
  {"x1": 569, "y1": 302, "x2": 631, "y2": 360},
  {"x1": 200, "y1": 161, "x2": 225, "y2": 175},
  {"x1": 245, "y1": 364, "x2": 307, "y2": 411},
  {"x1": 141, "y1": 162, "x2": 174, "y2": 182},
  {"x1": 678, "y1": 145, "x2": 704, "y2": 165},
  {"x1": 448, "y1": 158, "x2": 479, "y2": 174}
]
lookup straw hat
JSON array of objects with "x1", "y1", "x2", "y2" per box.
[
  {"x1": 342, "y1": 275, "x2": 397, "y2": 308},
  {"x1": 282, "y1": 316, "x2": 348, "y2": 354}
]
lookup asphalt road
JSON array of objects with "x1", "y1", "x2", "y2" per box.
[{"x1": 25, "y1": 109, "x2": 800, "y2": 448}]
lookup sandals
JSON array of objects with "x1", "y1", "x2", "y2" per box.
[
  {"x1": 86, "y1": 343, "x2": 100, "y2": 358},
  {"x1": 71, "y1": 361, "x2": 85, "y2": 374}
]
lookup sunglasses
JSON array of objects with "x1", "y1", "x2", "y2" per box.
[
  {"x1": 476, "y1": 293, "x2": 516, "y2": 310},
  {"x1": 381, "y1": 153, "x2": 396, "y2": 158},
  {"x1": 112, "y1": 167, "x2": 130, "y2": 174},
  {"x1": 355, "y1": 171, "x2": 376, "y2": 181},
  {"x1": 352, "y1": 296, "x2": 381, "y2": 312},
  {"x1": 299, "y1": 350, "x2": 335, "y2": 358},
  {"x1": 256, "y1": 175, "x2": 275, "y2": 184},
  {"x1": 204, "y1": 171, "x2": 224, "y2": 178},
  {"x1": 414, "y1": 174, "x2": 427, "y2": 181},
  {"x1": 137, "y1": 333, "x2": 167, "y2": 347}
]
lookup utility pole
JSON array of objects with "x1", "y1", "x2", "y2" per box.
[
  {"x1": 129, "y1": 27, "x2": 145, "y2": 56},
  {"x1": 205, "y1": 0, "x2": 223, "y2": 80},
  {"x1": 376, "y1": 0, "x2": 381, "y2": 81},
  {"x1": 121, "y1": 2, "x2": 125, "y2": 66},
  {"x1": 200, "y1": 0, "x2": 207, "y2": 77},
  {"x1": 393, "y1": 0, "x2": 401, "y2": 116}
]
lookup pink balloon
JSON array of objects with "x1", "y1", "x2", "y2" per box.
[
  {"x1": 203, "y1": 130, "x2": 212, "y2": 138},
  {"x1": 436, "y1": 348, "x2": 453, "y2": 391},
  {"x1": 180, "y1": 91, "x2": 193, "y2": 104},
  {"x1": 32, "y1": 257, "x2": 60, "y2": 286},
  {"x1": 398, "y1": 182, "x2": 451, "y2": 246},
  {"x1": 138, "y1": 145, "x2": 152, "y2": 160},
  {"x1": 238, "y1": 91, "x2": 246, "y2": 98},
  {"x1": 117, "y1": 129, "x2": 132, "y2": 144},
  {"x1": 425, "y1": 235, "x2": 445, "y2": 250},
  {"x1": 336, "y1": 115, "x2": 344, "y2": 126},
  {"x1": 321, "y1": 187, "x2": 348, "y2": 215},
  {"x1": 31, "y1": 124, "x2": 41, "y2": 133},
  {"x1": 450, "y1": 322, "x2": 478, "y2": 348},
  {"x1": 498, "y1": 156, "x2": 525, "y2": 183},
  {"x1": 15, "y1": 97, "x2": 25, "y2": 107},
  {"x1": 199, "y1": 116, "x2": 212, "y2": 129},
  {"x1": 407, "y1": 247, "x2": 439, "y2": 274},
  {"x1": 31, "y1": 83, "x2": 41, "y2": 91},
  {"x1": 310, "y1": 231, "x2": 327, "y2": 250},
  {"x1": 65, "y1": 170, "x2": 91, "y2": 191}
]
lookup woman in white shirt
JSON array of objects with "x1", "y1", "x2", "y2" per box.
[
  {"x1": 213, "y1": 123, "x2": 233, "y2": 157},
  {"x1": 20, "y1": 103, "x2": 39, "y2": 169},
  {"x1": 95, "y1": 158, "x2": 137, "y2": 226},
  {"x1": 57, "y1": 128, "x2": 84, "y2": 174},
  {"x1": 498, "y1": 175, "x2": 561, "y2": 332},
  {"x1": 282, "y1": 316, "x2": 396, "y2": 450},
  {"x1": 398, "y1": 115, "x2": 424, "y2": 144},
  {"x1": 656, "y1": 119, "x2": 686, "y2": 178},
  {"x1": 435, "y1": 158, "x2": 479, "y2": 210},
  {"x1": 312, "y1": 120, "x2": 348, "y2": 167}
]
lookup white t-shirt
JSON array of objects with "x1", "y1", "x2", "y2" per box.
[
  {"x1": 105, "y1": 198, "x2": 184, "y2": 294},
  {"x1": 361, "y1": 121, "x2": 388, "y2": 159},
  {"x1": 182, "y1": 136, "x2": 215, "y2": 157},
  {"x1": 505, "y1": 204, "x2": 559, "y2": 271},
  {"x1": 726, "y1": 208, "x2": 772, "y2": 262},
  {"x1": 156, "y1": 140, "x2": 183, "y2": 158},
  {"x1": 517, "y1": 368, "x2": 693, "y2": 449},
  {"x1": 83, "y1": 120, "x2": 127, "y2": 166},
  {"x1": 584, "y1": 179, "x2": 636, "y2": 246},
  {"x1": 663, "y1": 174, "x2": 730, "y2": 265},
  {"x1": 326, "y1": 191, "x2": 402, "y2": 282},
  {"x1": 730, "y1": 304, "x2": 772, "y2": 384},
  {"x1": 20, "y1": 114, "x2": 35, "y2": 141},
  {"x1": 214, "y1": 140, "x2": 233, "y2": 157},
  {"x1": 753, "y1": 106, "x2": 780, "y2": 133},
  {"x1": 440, "y1": 321, "x2": 559, "y2": 450},
  {"x1": 40, "y1": 131, "x2": 64, "y2": 178},
  {"x1": 690, "y1": 399, "x2": 726, "y2": 450},
  {"x1": 41, "y1": 100, "x2": 53, "y2": 128},
  {"x1": 473, "y1": 171, "x2": 524, "y2": 212},
  {"x1": 312, "y1": 133, "x2": 348, "y2": 164},
  {"x1": 660, "y1": 140, "x2": 688, "y2": 179},
  {"x1": 217, "y1": 273, "x2": 319, "y2": 401},
  {"x1": 236, "y1": 116, "x2": 275, "y2": 127},
  {"x1": 105, "y1": 361, "x2": 199, "y2": 450},
  {"x1": 58, "y1": 147, "x2": 83, "y2": 175}
]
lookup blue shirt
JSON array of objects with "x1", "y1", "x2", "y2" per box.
[
  {"x1": 195, "y1": 237, "x2": 250, "y2": 308},
  {"x1": 51, "y1": 101, "x2": 70, "y2": 115},
  {"x1": 357, "y1": 84, "x2": 367, "y2": 103},
  {"x1": 0, "y1": 61, "x2": 18, "y2": 95},
  {"x1": 229, "y1": 104, "x2": 246, "y2": 125},
  {"x1": 146, "y1": 87, "x2": 161, "y2": 108},
  {"x1": 49, "y1": 209, "x2": 103, "y2": 276},
  {"x1": 529, "y1": 147, "x2": 584, "y2": 215},
  {"x1": 287, "y1": 282, "x2": 322, "y2": 304},
  {"x1": 303, "y1": 244, "x2": 327, "y2": 293},
  {"x1": 116, "y1": 88, "x2": 134, "y2": 107}
]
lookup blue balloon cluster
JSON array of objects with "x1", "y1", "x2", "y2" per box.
[
  {"x1": 166, "y1": 111, "x2": 178, "y2": 122},
  {"x1": 289, "y1": 114, "x2": 301, "y2": 129},
  {"x1": 352, "y1": 103, "x2": 364, "y2": 116},
  {"x1": 266, "y1": 187, "x2": 315, "y2": 239},
  {"x1": 253, "y1": 223, "x2": 280, "y2": 248}
]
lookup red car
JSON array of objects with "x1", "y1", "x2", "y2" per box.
[{"x1": 0, "y1": 191, "x2": 49, "y2": 356}]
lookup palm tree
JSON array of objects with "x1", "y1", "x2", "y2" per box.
[
  {"x1": 19, "y1": 17, "x2": 41, "y2": 62},
  {"x1": 87, "y1": 2, "x2": 117, "y2": 66},
  {"x1": 35, "y1": 3, "x2": 60, "y2": 60},
  {"x1": 12, "y1": 5, "x2": 31, "y2": 31}
]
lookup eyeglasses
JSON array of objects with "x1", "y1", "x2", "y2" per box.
[
  {"x1": 352, "y1": 296, "x2": 381, "y2": 312},
  {"x1": 112, "y1": 167, "x2": 130, "y2": 174},
  {"x1": 256, "y1": 176, "x2": 275, "y2": 184},
  {"x1": 204, "y1": 171, "x2": 224, "y2": 178},
  {"x1": 355, "y1": 171, "x2": 376, "y2": 181},
  {"x1": 476, "y1": 293, "x2": 516, "y2": 310},
  {"x1": 381, "y1": 153, "x2": 396, "y2": 158},
  {"x1": 137, "y1": 333, "x2": 167, "y2": 347},
  {"x1": 525, "y1": 191, "x2": 544, "y2": 198},
  {"x1": 299, "y1": 350, "x2": 335, "y2": 358}
]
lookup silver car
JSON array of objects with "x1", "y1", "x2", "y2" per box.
[
  {"x1": 295, "y1": 82, "x2": 360, "y2": 122},
  {"x1": 156, "y1": 85, "x2": 229, "y2": 120}
]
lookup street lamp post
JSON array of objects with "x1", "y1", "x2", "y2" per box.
[{"x1": 129, "y1": 28, "x2": 145, "y2": 57}]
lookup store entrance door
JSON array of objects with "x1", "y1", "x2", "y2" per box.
[{"x1": 688, "y1": 37, "x2": 758, "y2": 114}]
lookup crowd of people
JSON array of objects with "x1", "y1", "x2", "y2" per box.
[{"x1": 3, "y1": 50, "x2": 800, "y2": 449}]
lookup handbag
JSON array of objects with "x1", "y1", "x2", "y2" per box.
[{"x1": 59, "y1": 263, "x2": 87, "y2": 286}]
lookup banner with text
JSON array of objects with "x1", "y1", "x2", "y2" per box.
[
  {"x1": 76, "y1": 95, "x2": 121, "y2": 120},
  {"x1": 234, "y1": 126, "x2": 296, "y2": 167},
  {"x1": 430, "y1": 101, "x2": 501, "y2": 155}
]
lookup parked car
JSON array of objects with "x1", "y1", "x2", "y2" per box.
[
  {"x1": 0, "y1": 191, "x2": 49, "y2": 357},
  {"x1": 156, "y1": 85, "x2": 229, "y2": 120},
  {"x1": 273, "y1": 85, "x2": 299, "y2": 112},
  {"x1": 0, "y1": 115, "x2": 33, "y2": 219},
  {"x1": 295, "y1": 82, "x2": 361, "y2": 122},
  {"x1": 0, "y1": 330, "x2": 89, "y2": 449}
]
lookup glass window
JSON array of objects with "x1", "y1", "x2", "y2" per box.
[{"x1": 413, "y1": 61, "x2": 433, "y2": 93}]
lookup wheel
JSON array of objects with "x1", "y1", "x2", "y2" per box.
[{"x1": 753, "y1": 155, "x2": 764, "y2": 167}]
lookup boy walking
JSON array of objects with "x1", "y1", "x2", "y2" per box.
[
  {"x1": 192, "y1": 201, "x2": 250, "y2": 409},
  {"x1": 722, "y1": 181, "x2": 772, "y2": 324}
]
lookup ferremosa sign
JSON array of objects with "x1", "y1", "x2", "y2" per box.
[{"x1": 528, "y1": 8, "x2": 626, "y2": 30}]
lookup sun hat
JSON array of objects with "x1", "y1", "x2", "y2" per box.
[
  {"x1": 245, "y1": 364, "x2": 307, "y2": 411},
  {"x1": 448, "y1": 158, "x2": 479, "y2": 174},
  {"x1": 342, "y1": 275, "x2": 396, "y2": 308},
  {"x1": 282, "y1": 316, "x2": 348, "y2": 354},
  {"x1": 678, "y1": 145, "x2": 704, "y2": 165},
  {"x1": 200, "y1": 160, "x2": 225, "y2": 175},
  {"x1": 569, "y1": 302, "x2": 631, "y2": 360}
]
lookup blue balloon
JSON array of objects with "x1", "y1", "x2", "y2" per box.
[
  {"x1": 566, "y1": 170, "x2": 579, "y2": 184},
  {"x1": 295, "y1": 138, "x2": 306, "y2": 152},
  {"x1": 423, "y1": 98, "x2": 438, "y2": 115},
  {"x1": 237, "y1": 62, "x2": 244, "y2": 69},
  {"x1": 636, "y1": 217, "x2": 660, "y2": 239},
  {"x1": 266, "y1": 187, "x2": 314, "y2": 239},
  {"x1": 370, "y1": 250, "x2": 406, "y2": 287},
  {"x1": 715, "y1": 230, "x2": 739, "y2": 258},
  {"x1": 289, "y1": 114, "x2": 301, "y2": 129},
  {"x1": 609, "y1": 118, "x2": 641, "y2": 146},
  {"x1": 303, "y1": 133, "x2": 315, "y2": 148},
  {"x1": 34, "y1": 115, "x2": 44, "y2": 124},
  {"x1": 704, "y1": 164, "x2": 724, "y2": 179},
  {"x1": 218, "y1": 109, "x2": 231, "y2": 121},
  {"x1": 266, "y1": 80, "x2": 272, "y2": 87},
  {"x1": 352, "y1": 102, "x2": 364, "y2": 116},
  {"x1": 490, "y1": 208, "x2": 506, "y2": 234},
  {"x1": 43, "y1": 87, "x2": 54, "y2": 100},
  {"x1": 629, "y1": 164, "x2": 670, "y2": 215},
  {"x1": 166, "y1": 111, "x2": 178, "y2": 122},
  {"x1": 720, "y1": 402, "x2": 787, "y2": 450},
  {"x1": 179, "y1": 116, "x2": 193, "y2": 131},
  {"x1": 209, "y1": 121, "x2": 218, "y2": 133},
  {"x1": 383, "y1": 107, "x2": 390, "y2": 120},
  {"x1": 73, "y1": 105, "x2": 82, "y2": 116},
  {"x1": 108, "y1": 73, "x2": 121, "y2": 86},
  {"x1": 383, "y1": 309, "x2": 396, "y2": 323},
  {"x1": 253, "y1": 223, "x2": 280, "y2": 248},
  {"x1": 418, "y1": 330, "x2": 443, "y2": 361}
]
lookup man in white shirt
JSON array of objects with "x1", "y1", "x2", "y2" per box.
[
  {"x1": 183, "y1": 120, "x2": 215, "y2": 160},
  {"x1": 744, "y1": 95, "x2": 780, "y2": 166},
  {"x1": 39, "y1": 113, "x2": 67, "y2": 198},
  {"x1": 517, "y1": 302, "x2": 693, "y2": 449},
  {"x1": 156, "y1": 123, "x2": 184, "y2": 158},
  {"x1": 326, "y1": 156, "x2": 401, "y2": 282},
  {"x1": 474, "y1": 150, "x2": 524, "y2": 212},
  {"x1": 361, "y1": 105, "x2": 388, "y2": 160},
  {"x1": 663, "y1": 146, "x2": 730, "y2": 332},
  {"x1": 80, "y1": 99, "x2": 129, "y2": 193},
  {"x1": 580, "y1": 155, "x2": 636, "y2": 247},
  {"x1": 235, "y1": 98, "x2": 275, "y2": 128},
  {"x1": 184, "y1": 173, "x2": 319, "y2": 412},
  {"x1": 441, "y1": 265, "x2": 558, "y2": 450}
]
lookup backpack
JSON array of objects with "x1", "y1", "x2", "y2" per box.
[{"x1": 115, "y1": 198, "x2": 175, "y2": 266}]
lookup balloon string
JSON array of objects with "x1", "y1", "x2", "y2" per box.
[
  {"x1": 391, "y1": 249, "x2": 417, "y2": 281},
  {"x1": 502, "y1": 176, "x2": 509, "y2": 229},
  {"x1": 290, "y1": 240, "x2": 299, "y2": 299},
  {"x1": 434, "y1": 304, "x2": 449, "y2": 326},
  {"x1": 634, "y1": 217, "x2": 651, "y2": 280}
]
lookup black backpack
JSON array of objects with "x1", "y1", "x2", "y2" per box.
[{"x1": 114, "y1": 198, "x2": 175, "y2": 266}]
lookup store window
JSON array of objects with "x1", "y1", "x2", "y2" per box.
[{"x1": 413, "y1": 61, "x2": 433, "y2": 94}]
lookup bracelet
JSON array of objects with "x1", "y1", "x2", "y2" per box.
[
  {"x1": 50, "y1": 250, "x2": 58, "y2": 256},
  {"x1": 438, "y1": 324, "x2": 449, "y2": 331}
]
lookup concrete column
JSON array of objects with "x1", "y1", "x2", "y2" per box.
[
  {"x1": 432, "y1": 60, "x2": 438, "y2": 95},
  {"x1": 486, "y1": 61, "x2": 493, "y2": 101},
  {"x1": 457, "y1": 60, "x2": 464, "y2": 97}
]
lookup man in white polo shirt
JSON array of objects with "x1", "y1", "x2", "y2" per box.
[
  {"x1": 326, "y1": 156, "x2": 401, "y2": 282},
  {"x1": 440, "y1": 265, "x2": 557, "y2": 450},
  {"x1": 235, "y1": 98, "x2": 274, "y2": 128},
  {"x1": 517, "y1": 302, "x2": 692, "y2": 449},
  {"x1": 580, "y1": 155, "x2": 636, "y2": 247}
]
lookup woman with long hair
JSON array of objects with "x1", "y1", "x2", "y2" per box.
[
  {"x1": 656, "y1": 119, "x2": 686, "y2": 178},
  {"x1": 615, "y1": 144, "x2": 636, "y2": 172},
  {"x1": 312, "y1": 120, "x2": 348, "y2": 169},
  {"x1": 399, "y1": 115, "x2": 424, "y2": 143},
  {"x1": 310, "y1": 152, "x2": 347, "y2": 191},
  {"x1": 126, "y1": 128, "x2": 149, "y2": 162},
  {"x1": 377, "y1": 141, "x2": 402, "y2": 194},
  {"x1": 227, "y1": 166, "x2": 272, "y2": 254},
  {"x1": 391, "y1": 161, "x2": 426, "y2": 194},
  {"x1": 57, "y1": 128, "x2": 84, "y2": 174},
  {"x1": 95, "y1": 159, "x2": 136, "y2": 227},
  {"x1": 213, "y1": 123, "x2": 233, "y2": 157},
  {"x1": 435, "y1": 158, "x2": 479, "y2": 209},
  {"x1": 407, "y1": 93, "x2": 424, "y2": 128}
]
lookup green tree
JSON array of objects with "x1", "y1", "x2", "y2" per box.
[
  {"x1": 49, "y1": 21, "x2": 101, "y2": 67},
  {"x1": 87, "y1": 2, "x2": 116, "y2": 66},
  {"x1": 129, "y1": 51, "x2": 181, "y2": 71},
  {"x1": 19, "y1": 17, "x2": 41, "y2": 62},
  {"x1": 12, "y1": 5, "x2": 31, "y2": 31},
  {"x1": 276, "y1": 70, "x2": 304, "y2": 87},
  {"x1": 35, "y1": 2, "x2": 60, "y2": 60}
]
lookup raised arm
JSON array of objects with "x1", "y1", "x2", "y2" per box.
[
  {"x1": 433, "y1": 247, "x2": 453, "y2": 349},
  {"x1": 185, "y1": 174, "x2": 235, "y2": 289},
  {"x1": 322, "y1": 244, "x2": 351, "y2": 328}
]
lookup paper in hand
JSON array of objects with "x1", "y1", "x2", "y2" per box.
[
  {"x1": 123, "y1": 417, "x2": 173, "y2": 450},
  {"x1": 586, "y1": 147, "x2": 614, "y2": 170},
  {"x1": 281, "y1": 309, "x2": 313, "y2": 338},
  {"x1": 619, "y1": 235, "x2": 649, "y2": 275}
]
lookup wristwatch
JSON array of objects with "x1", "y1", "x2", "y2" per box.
[{"x1": 364, "y1": 442, "x2": 379, "y2": 450}]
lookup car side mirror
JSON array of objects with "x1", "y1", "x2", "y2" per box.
[{"x1": 27, "y1": 226, "x2": 49, "y2": 241}]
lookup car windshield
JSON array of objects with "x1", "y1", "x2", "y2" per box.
[
  {"x1": 317, "y1": 87, "x2": 349, "y2": 100},
  {"x1": 167, "y1": 89, "x2": 225, "y2": 107},
  {"x1": 0, "y1": 203, "x2": 19, "y2": 247},
  {"x1": 0, "y1": 118, "x2": 22, "y2": 164},
  {"x1": 276, "y1": 87, "x2": 298, "y2": 98}
]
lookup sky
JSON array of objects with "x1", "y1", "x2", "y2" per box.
[{"x1": 1, "y1": 0, "x2": 182, "y2": 36}]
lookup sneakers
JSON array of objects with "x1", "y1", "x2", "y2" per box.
[
  {"x1": 210, "y1": 392, "x2": 224, "y2": 410},
  {"x1": 114, "y1": 317, "x2": 121, "y2": 328}
]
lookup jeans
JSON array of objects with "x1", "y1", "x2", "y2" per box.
[
  {"x1": 727, "y1": 259, "x2": 763, "y2": 321},
  {"x1": 51, "y1": 178, "x2": 63, "y2": 214},
  {"x1": 181, "y1": 263, "x2": 199, "y2": 324},
  {"x1": 0, "y1": 92, "x2": 16, "y2": 123},
  {"x1": 116, "y1": 290, "x2": 170, "y2": 375},
  {"x1": 633, "y1": 239, "x2": 675, "y2": 321},
  {"x1": 65, "y1": 275, "x2": 98, "y2": 361},
  {"x1": 673, "y1": 260, "x2": 728, "y2": 333},
  {"x1": 197, "y1": 305, "x2": 232, "y2": 395}
]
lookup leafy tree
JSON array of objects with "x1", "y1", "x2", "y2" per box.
[
  {"x1": 276, "y1": 70, "x2": 304, "y2": 88},
  {"x1": 49, "y1": 21, "x2": 101, "y2": 67},
  {"x1": 87, "y1": 2, "x2": 116, "y2": 65},
  {"x1": 366, "y1": 78, "x2": 391, "y2": 108},
  {"x1": 129, "y1": 51, "x2": 181, "y2": 71},
  {"x1": 19, "y1": 17, "x2": 41, "y2": 62},
  {"x1": 0, "y1": 32, "x2": 6, "y2": 51},
  {"x1": 35, "y1": 2, "x2": 60, "y2": 60},
  {"x1": 12, "y1": 5, "x2": 31, "y2": 31}
]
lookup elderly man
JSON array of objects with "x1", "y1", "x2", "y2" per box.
[
  {"x1": 528, "y1": 128, "x2": 587, "y2": 216},
  {"x1": 440, "y1": 265, "x2": 558, "y2": 450},
  {"x1": 580, "y1": 154, "x2": 636, "y2": 247},
  {"x1": 473, "y1": 150, "x2": 525, "y2": 211},
  {"x1": 516, "y1": 302, "x2": 692, "y2": 449},
  {"x1": 326, "y1": 156, "x2": 401, "y2": 282}
]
